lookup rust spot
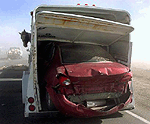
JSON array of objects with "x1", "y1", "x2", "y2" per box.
[{"x1": 44, "y1": 17, "x2": 49, "y2": 20}]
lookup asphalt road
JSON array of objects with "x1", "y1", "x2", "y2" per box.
[
  {"x1": 0, "y1": 58, "x2": 28, "y2": 68},
  {"x1": 0, "y1": 59, "x2": 150, "y2": 124},
  {"x1": 0, "y1": 81, "x2": 148, "y2": 124}
]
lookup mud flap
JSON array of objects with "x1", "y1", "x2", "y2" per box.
[{"x1": 22, "y1": 71, "x2": 29, "y2": 104}]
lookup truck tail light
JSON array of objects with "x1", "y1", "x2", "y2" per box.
[
  {"x1": 28, "y1": 97, "x2": 34, "y2": 103},
  {"x1": 29, "y1": 105, "x2": 35, "y2": 111}
]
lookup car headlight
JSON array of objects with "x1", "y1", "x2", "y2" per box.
[{"x1": 57, "y1": 74, "x2": 71, "y2": 86}]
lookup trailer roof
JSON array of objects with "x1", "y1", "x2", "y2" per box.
[
  {"x1": 35, "y1": 10, "x2": 134, "y2": 46},
  {"x1": 34, "y1": 5, "x2": 131, "y2": 24}
]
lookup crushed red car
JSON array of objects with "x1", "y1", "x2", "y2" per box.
[{"x1": 40, "y1": 42, "x2": 133, "y2": 117}]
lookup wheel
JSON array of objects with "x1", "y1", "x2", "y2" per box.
[{"x1": 46, "y1": 91, "x2": 56, "y2": 110}]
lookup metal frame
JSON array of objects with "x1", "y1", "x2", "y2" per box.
[{"x1": 24, "y1": 9, "x2": 41, "y2": 117}]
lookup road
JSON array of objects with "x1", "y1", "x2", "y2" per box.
[
  {"x1": 0, "y1": 58, "x2": 28, "y2": 68},
  {"x1": 0, "y1": 59, "x2": 150, "y2": 124},
  {"x1": 0, "y1": 80, "x2": 149, "y2": 124}
]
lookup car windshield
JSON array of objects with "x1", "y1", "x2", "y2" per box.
[{"x1": 60, "y1": 44, "x2": 116, "y2": 63}]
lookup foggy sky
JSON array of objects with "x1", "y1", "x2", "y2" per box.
[{"x1": 0, "y1": 0, "x2": 149, "y2": 61}]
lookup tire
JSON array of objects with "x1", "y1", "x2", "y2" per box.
[{"x1": 46, "y1": 91, "x2": 56, "y2": 110}]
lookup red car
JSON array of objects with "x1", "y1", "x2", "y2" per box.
[{"x1": 43, "y1": 42, "x2": 133, "y2": 117}]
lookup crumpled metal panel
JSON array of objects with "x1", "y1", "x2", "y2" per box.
[
  {"x1": 57, "y1": 62, "x2": 129, "y2": 77},
  {"x1": 68, "y1": 92, "x2": 122, "y2": 103},
  {"x1": 36, "y1": 11, "x2": 134, "y2": 46}
]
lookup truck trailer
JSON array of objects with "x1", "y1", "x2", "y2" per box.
[{"x1": 22, "y1": 4, "x2": 134, "y2": 117}]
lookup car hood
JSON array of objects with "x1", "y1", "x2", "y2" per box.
[{"x1": 57, "y1": 62, "x2": 129, "y2": 77}]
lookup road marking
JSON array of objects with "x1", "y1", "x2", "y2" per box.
[
  {"x1": 125, "y1": 110, "x2": 150, "y2": 124},
  {"x1": 0, "y1": 78, "x2": 22, "y2": 81}
]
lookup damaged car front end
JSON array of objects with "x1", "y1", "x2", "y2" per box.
[{"x1": 44, "y1": 43, "x2": 133, "y2": 117}]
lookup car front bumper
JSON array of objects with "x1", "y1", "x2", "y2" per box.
[{"x1": 51, "y1": 91, "x2": 133, "y2": 117}]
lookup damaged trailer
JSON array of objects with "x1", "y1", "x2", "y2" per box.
[{"x1": 22, "y1": 5, "x2": 134, "y2": 117}]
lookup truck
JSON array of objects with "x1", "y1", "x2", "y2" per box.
[{"x1": 22, "y1": 4, "x2": 134, "y2": 117}]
